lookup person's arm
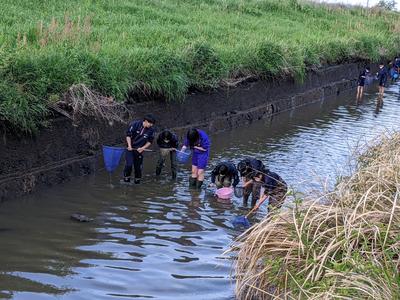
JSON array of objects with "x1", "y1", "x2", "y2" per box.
[
  {"x1": 243, "y1": 179, "x2": 253, "y2": 188},
  {"x1": 126, "y1": 136, "x2": 133, "y2": 151},
  {"x1": 233, "y1": 170, "x2": 240, "y2": 187},
  {"x1": 210, "y1": 169, "x2": 216, "y2": 184},
  {"x1": 138, "y1": 141, "x2": 151, "y2": 153},
  {"x1": 194, "y1": 133, "x2": 210, "y2": 152},
  {"x1": 126, "y1": 123, "x2": 134, "y2": 151},
  {"x1": 254, "y1": 194, "x2": 269, "y2": 210},
  {"x1": 138, "y1": 129, "x2": 154, "y2": 153},
  {"x1": 171, "y1": 135, "x2": 179, "y2": 151}
]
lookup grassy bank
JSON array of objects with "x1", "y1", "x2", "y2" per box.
[
  {"x1": 231, "y1": 132, "x2": 400, "y2": 299},
  {"x1": 1, "y1": 0, "x2": 400, "y2": 132}
]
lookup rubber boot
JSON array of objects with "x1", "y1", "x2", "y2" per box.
[
  {"x1": 189, "y1": 176, "x2": 197, "y2": 187},
  {"x1": 196, "y1": 180, "x2": 203, "y2": 190},
  {"x1": 155, "y1": 166, "x2": 162, "y2": 176},
  {"x1": 171, "y1": 170, "x2": 177, "y2": 180}
]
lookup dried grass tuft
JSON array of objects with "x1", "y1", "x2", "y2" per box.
[{"x1": 229, "y1": 132, "x2": 400, "y2": 299}]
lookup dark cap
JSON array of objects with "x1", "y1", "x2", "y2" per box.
[{"x1": 144, "y1": 114, "x2": 156, "y2": 124}]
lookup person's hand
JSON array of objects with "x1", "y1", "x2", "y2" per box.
[
  {"x1": 137, "y1": 147, "x2": 144, "y2": 153},
  {"x1": 127, "y1": 146, "x2": 133, "y2": 151},
  {"x1": 208, "y1": 183, "x2": 216, "y2": 188}
]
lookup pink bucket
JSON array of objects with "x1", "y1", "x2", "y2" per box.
[{"x1": 215, "y1": 187, "x2": 234, "y2": 200}]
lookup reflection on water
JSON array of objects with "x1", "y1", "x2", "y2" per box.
[{"x1": 1, "y1": 84, "x2": 400, "y2": 299}]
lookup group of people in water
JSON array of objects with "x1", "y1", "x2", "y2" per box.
[
  {"x1": 356, "y1": 58, "x2": 400, "y2": 100},
  {"x1": 121, "y1": 114, "x2": 287, "y2": 212}
]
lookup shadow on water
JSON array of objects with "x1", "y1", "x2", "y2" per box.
[{"x1": 2, "y1": 83, "x2": 400, "y2": 299}]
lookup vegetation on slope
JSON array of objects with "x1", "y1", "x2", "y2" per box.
[{"x1": 1, "y1": 0, "x2": 400, "y2": 132}]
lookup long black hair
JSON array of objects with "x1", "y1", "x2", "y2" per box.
[{"x1": 186, "y1": 128, "x2": 200, "y2": 147}]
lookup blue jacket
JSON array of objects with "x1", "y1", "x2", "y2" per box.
[{"x1": 184, "y1": 130, "x2": 210, "y2": 154}]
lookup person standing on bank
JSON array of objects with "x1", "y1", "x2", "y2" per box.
[
  {"x1": 122, "y1": 114, "x2": 156, "y2": 184},
  {"x1": 181, "y1": 128, "x2": 210, "y2": 189},
  {"x1": 156, "y1": 129, "x2": 179, "y2": 179},
  {"x1": 209, "y1": 161, "x2": 240, "y2": 189}
]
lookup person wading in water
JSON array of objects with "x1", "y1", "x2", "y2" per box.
[
  {"x1": 156, "y1": 129, "x2": 179, "y2": 179},
  {"x1": 122, "y1": 114, "x2": 155, "y2": 184},
  {"x1": 209, "y1": 161, "x2": 240, "y2": 189},
  {"x1": 181, "y1": 128, "x2": 210, "y2": 189}
]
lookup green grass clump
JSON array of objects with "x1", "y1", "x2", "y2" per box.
[{"x1": 1, "y1": 0, "x2": 400, "y2": 132}]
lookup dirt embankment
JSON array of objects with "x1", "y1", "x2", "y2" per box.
[{"x1": 0, "y1": 62, "x2": 366, "y2": 202}]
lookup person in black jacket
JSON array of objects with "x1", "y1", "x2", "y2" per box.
[
  {"x1": 122, "y1": 114, "x2": 155, "y2": 184},
  {"x1": 252, "y1": 169, "x2": 287, "y2": 212},
  {"x1": 237, "y1": 158, "x2": 266, "y2": 207},
  {"x1": 376, "y1": 62, "x2": 388, "y2": 98},
  {"x1": 156, "y1": 129, "x2": 179, "y2": 179},
  {"x1": 356, "y1": 66, "x2": 370, "y2": 100},
  {"x1": 209, "y1": 162, "x2": 240, "y2": 188}
]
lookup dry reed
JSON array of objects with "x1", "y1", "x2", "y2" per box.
[{"x1": 230, "y1": 132, "x2": 400, "y2": 299}]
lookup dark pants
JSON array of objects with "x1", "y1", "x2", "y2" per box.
[
  {"x1": 123, "y1": 150, "x2": 143, "y2": 180},
  {"x1": 156, "y1": 149, "x2": 177, "y2": 178},
  {"x1": 243, "y1": 179, "x2": 262, "y2": 207}
]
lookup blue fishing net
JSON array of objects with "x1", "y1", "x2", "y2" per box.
[
  {"x1": 232, "y1": 216, "x2": 251, "y2": 228},
  {"x1": 102, "y1": 145, "x2": 125, "y2": 173}
]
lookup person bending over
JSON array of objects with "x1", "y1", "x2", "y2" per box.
[
  {"x1": 210, "y1": 161, "x2": 239, "y2": 189},
  {"x1": 181, "y1": 128, "x2": 210, "y2": 189},
  {"x1": 156, "y1": 129, "x2": 179, "y2": 179}
]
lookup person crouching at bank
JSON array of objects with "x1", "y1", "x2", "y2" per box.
[
  {"x1": 156, "y1": 129, "x2": 179, "y2": 179},
  {"x1": 122, "y1": 114, "x2": 155, "y2": 184},
  {"x1": 181, "y1": 128, "x2": 210, "y2": 189},
  {"x1": 209, "y1": 161, "x2": 239, "y2": 189},
  {"x1": 252, "y1": 169, "x2": 287, "y2": 212},
  {"x1": 237, "y1": 158, "x2": 266, "y2": 207}
]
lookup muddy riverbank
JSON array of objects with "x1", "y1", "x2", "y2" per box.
[{"x1": 0, "y1": 62, "x2": 367, "y2": 202}]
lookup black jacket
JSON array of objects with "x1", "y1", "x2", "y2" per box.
[
  {"x1": 211, "y1": 162, "x2": 240, "y2": 187},
  {"x1": 156, "y1": 131, "x2": 179, "y2": 149},
  {"x1": 126, "y1": 120, "x2": 155, "y2": 148}
]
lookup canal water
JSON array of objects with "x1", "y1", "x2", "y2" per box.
[{"x1": 1, "y1": 84, "x2": 400, "y2": 299}]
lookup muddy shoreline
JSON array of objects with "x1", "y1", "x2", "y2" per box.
[{"x1": 0, "y1": 62, "x2": 368, "y2": 202}]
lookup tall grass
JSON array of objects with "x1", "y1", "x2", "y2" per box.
[
  {"x1": 1, "y1": 0, "x2": 400, "y2": 132},
  {"x1": 230, "y1": 132, "x2": 400, "y2": 299}
]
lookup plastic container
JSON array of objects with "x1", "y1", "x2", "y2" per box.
[
  {"x1": 234, "y1": 185, "x2": 244, "y2": 198},
  {"x1": 176, "y1": 150, "x2": 191, "y2": 163},
  {"x1": 215, "y1": 187, "x2": 234, "y2": 200}
]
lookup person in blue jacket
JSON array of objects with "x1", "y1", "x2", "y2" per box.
[
  {"x1": 376, "y1": 62, "x2": 388, "y2": 98},
  {"x1": 209, "y1": 162, "x2": 240, "y2": 188},
  {"x1": 122, "y1": 114, "x2": 155, "y2": 184},
  {"x1": 252, "y1": 169, "x2": 287, "y2": 212},
  {"x1": 181, "y1": 128, "x2": 210, "y2": 189}
]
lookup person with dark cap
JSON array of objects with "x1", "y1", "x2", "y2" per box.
[
  {"x1": 181, "y1": 128, "x2": 210, "y2": 189},
  {"x1": 252, "y1": 169, "x2": 287, "y2": 212},
  {"x1": 122, "y1": 114, "x2": 156, "y2": 184},
  {"x1": 156, "y1": 129, "x2": 179, "y2": 179},
  {"x1": 209, "y1": 161, "x2": 240, "y2": 188},
  {"x1": 237, "y1": 158, "x2": 266, "y2": 207}
]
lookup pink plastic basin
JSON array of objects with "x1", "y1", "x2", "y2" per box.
[{"x1": 215, "y1": 187, "x2": 234, "y2": 200}]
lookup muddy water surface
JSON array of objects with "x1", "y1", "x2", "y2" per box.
[{"x1": 1, "y1": 85, "x2": 400, "y2": 299}]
